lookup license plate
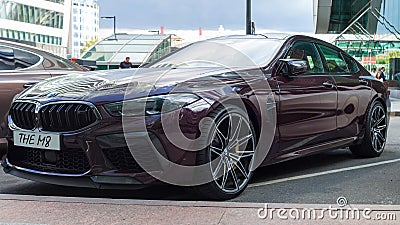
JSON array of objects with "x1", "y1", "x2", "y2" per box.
[{"x1": 13, "y1": 131, "x2": 61, "y2": 151}]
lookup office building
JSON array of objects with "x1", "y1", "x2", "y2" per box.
[
  {"x1": 69, "y1": 0, "x2": 99, "y2": 58},
  {"x1": 0, "y1": 0, "x2": 71, "y2": 56},
  {"x1": 0, "y1": 0, "x2": 99, "y2": 57}
]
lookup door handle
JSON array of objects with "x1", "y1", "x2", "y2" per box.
[
  {"x1": 359, "y1": 79, "x2": 369, "y2": 85},
  {"x1": 322, "y1": 81, "x2": 335, "y2": 89}
]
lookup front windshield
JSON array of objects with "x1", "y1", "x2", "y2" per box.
[{"x1": 149, "y1": 37, "x2": 284, "y2": 68}]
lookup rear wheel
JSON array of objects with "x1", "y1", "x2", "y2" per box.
[
  {"x1": 194, "y1": 106, "x2": 256, "y2": 200},
  {"x1": 350, "y1": 101, "x2": 387, "y2": 157}
]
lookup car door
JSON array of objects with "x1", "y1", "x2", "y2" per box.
[
  {"x1": 275, "y1": 41, "x2": 338, "y2": 156},
  {"x1": 316, "y1": 43, "x2": 373, "y2": 139}
]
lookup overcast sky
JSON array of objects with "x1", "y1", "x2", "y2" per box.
[{"x1": 98, "y1": 0, "x2": 314, "y2": 32}]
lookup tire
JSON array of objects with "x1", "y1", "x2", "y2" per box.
[
  {"x1": 193, "y1": 105, "x2": 257, "y2": 200},
  {"x1": 350, "y1": 101, "x2": 387, "y2": 157}
]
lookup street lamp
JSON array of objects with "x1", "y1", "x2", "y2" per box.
[
  {"x1": 246, "y1": 0, "x2": 252, "y2": 35},
  {"x1": 101, "y1": 16, "x2": 116, "y2": 39}
]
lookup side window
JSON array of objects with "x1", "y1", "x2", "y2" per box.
[
  {"x1": 0, "y1": 46, "x2": 15, "y2": 70},
  {"x1": 14, "y1": 49, "x2": 41, "y2": 69},
  {"x1": 42, "y1": 57, "x2": 74, "y2": 70},
  {"x1": 342, "y1": 54, "x2": 360, "y2": 74},
  {"x1": 286, "y1": 41, "x2": 324, "y2": 74},
  {"x1": 317, "y1": 44, "x2": 350, "y2": 74}
]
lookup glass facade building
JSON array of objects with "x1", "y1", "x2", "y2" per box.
[
  {"x1": 377, "y1": 0, "x2": 400, "y2": 34},
  {"x1": 0, "y1": 1, "x2": 64, "y2": 29},
  {"x1": 314, "y1": 0, "x2": 383, "y2": 35},
  {"x1": 69, "y1": 0, "x2": 99, "y2": 58},
  {"x1": 0, "y1": 0, "x2": 71, "y2": 56},
  {"x1": 0, "y1": 0, "x2": 99, "y2": 58},
  {"x1": 0, "y1": 0, "x2": 63, "y2": 45},
  {"x1": 82, "y1": 34, "x2": 172, "y2": 70},
  {"x1": 314, "y1": 0, "x2": 400, "y2": 71}
]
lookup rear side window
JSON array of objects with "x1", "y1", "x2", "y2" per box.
[
  {"x1": 0, "y1": 45, "x2": 41, "y2": 70},
  {"x1": 14, "y1": 49, "x2": 41, "y2": 69},
  {"x1": 317, "y1": 44, "x2": 350, "y2": 74},
  {"x1": 0, "y1": 46, "x2": 15, "y2": 70},
  {"x1": 342, "y1": 54, "x2": 360, "y2": 74},
  {"x1": 42, "y1": 57, "x2": 77, "y2": 71}
]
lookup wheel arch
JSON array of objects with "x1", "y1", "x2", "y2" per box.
[
  {"x1": 210, "y1": 98, "x2": 262, "y2": 141},
  {"x1": 373, "y1": 95, "x2": 388, "y2": 113},
  {"x1": 354, "y1": 94, "x2": 387, "y2": 144}
]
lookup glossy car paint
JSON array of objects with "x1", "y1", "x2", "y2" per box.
[{"x1": 2, "y1": 35, "x2": 390, "y2": 190}]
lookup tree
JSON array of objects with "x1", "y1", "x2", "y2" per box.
[
  {"x1": 80, "y1": 38, "x2": 99, "y2": 55},
  {"x1": 376, "y1": 50, "x2": 400, "y2": 65}
]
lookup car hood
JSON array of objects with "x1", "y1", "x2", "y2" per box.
[{"x1": 15, "y1": 67, "x2": 239, "y2": 104}]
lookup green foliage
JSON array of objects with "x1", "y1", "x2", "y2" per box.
[
  {"x1": 388, "y1": 51, "x2": 400, "y2": 58},
  {"x1": 80, "y1": 38, "x2": 98, "y2": 55},
  {"x1": 376, "y1": 56, "x2": 389, "y2": 64},
  {"x1": 376, "y1": 51, "x2": 400, "y2": 65}
]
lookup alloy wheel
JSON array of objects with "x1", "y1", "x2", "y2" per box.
[
  {"x1": 209, "y1": 112, "x2": 255, "y2": 193},
  {"x1": 370, "y1": 104, "x2": 387, "y2": 153}
]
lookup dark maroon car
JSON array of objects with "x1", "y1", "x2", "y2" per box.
[{"x1": 2, "y1": 34, "x2": 390, "y2": 200}]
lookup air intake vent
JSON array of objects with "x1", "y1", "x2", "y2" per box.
[
  {"x1": 10, "y1": 102, "x2": 36, "y2": 130},
  {"x1": 39, "y1": 103, "x2": 97, "y2": 132}
]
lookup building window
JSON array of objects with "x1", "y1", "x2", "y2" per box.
[
  {"x1": 0, "y1": 2, "x2": 64, "y2": 29},
  {"x1": 0, "y1": 28, "x2": 62, "y2": 46}
]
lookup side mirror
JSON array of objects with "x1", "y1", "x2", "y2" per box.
[
  {"x1": 279, "y1": 59, "x2": 308, "y2": 76},
  {"x1": 23, "y1": 82, "x2": 38, "y2": 89},
  {"x1": 83, "y1": 65, "x2": 97, "y2": 71}
]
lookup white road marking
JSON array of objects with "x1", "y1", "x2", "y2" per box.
[{"x1": 248, "y1": 158, "x2": 400, "y2": 188}]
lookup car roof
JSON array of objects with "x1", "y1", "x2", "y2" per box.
[
  {"x1": 0, "y1": 39, "x2": 88, "y2": 71},
  {"x1": 208, "y1": 33, "x2": 301, "y2": 41}
]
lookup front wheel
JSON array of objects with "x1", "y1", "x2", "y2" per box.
[
  {"x1": 350, "y1": 101, "x2": 387, "y2": 157},
  {"x1": 193, "y1": 106, "x2": 257, "y2": 200}
]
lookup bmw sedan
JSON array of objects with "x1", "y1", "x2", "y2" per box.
[{"x1": 2, "y1": 34, "x2": 390, "y2": 200}]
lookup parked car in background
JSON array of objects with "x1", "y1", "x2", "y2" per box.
[
  {"x1": 0, "y1": 40, "x2": 87, "y2": 153},
  {"x1": 2, "y1": 34, "x2": 390, "y2": 200}
]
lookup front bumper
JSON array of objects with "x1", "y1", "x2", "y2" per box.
[
  {"x1": 3, "y1": 99, "x2": 211, "y2": 188},
  {"x1": 2, "y1": 158, "x2": 148, "y2": 190}
]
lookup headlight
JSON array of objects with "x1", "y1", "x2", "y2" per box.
[{"x1": 104, "y1": 93, "x2": 200, "y2": 117}]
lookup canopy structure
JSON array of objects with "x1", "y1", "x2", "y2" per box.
[
  {"x1": 81, "y1": 33, "x2": 171, "y2": 70},
  {"x1": 314, "y1": 0, "x2": 400, "y2": 61},
  {"x1": 313, "y1": 0, "x2": 383, "y2": 35}
]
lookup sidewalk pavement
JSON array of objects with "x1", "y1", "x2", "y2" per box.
[
  {"x1": 390, "y1": 97, "x2": 400, "y2": 116},
  {"x1": 0, "y1": 194, "x2": 398, "y2": 224}
]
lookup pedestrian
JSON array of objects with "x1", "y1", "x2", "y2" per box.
[
  {"x1": 378, "y1": 67, "x2": 387, "y2": 81},
  {"x1": 371, "y1": 67, "x2": 377, "y2": 76},
  {"x1": 375, "y1": 68, "x2": 383, "y2": 82},
  {"x1": 120, "y1": 57, "x2": 133, "y2": 69}
]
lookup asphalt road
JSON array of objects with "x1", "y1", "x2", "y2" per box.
[{"x1": 0, "y1": 118, "x2": 399, "y2": 205}]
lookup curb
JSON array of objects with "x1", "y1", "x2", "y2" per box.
[
  {"x1": 1, "y1": 194, "x2": 400, "y2": 211},
  {"x1": 390, "y1": 112, "x2": 400, "y2": 117}
]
